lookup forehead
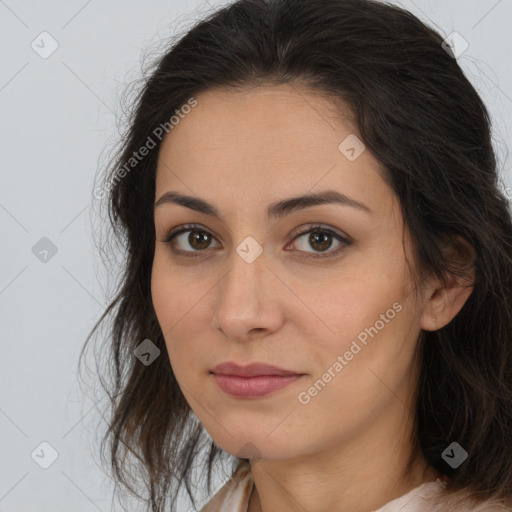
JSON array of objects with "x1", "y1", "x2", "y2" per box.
[
  {"x1": 157, "y1": 84, "x2": 357, "y2": 164},
  {"x1": 154, "y1": 84, "x2": 393, "y2": 218}
]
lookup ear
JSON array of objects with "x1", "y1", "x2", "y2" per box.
[{"x1": 420, "y1": 235, "x2": 476, "y2": 332}]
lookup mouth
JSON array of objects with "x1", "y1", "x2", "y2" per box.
[
  {"x1": 210, "y1": 361, "x2": 306, "y2": 398},
  {"x1": 211, "y1": 361, "x2": 304, "y2": 377}
]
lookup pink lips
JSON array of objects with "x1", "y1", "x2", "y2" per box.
[{"x1": 210, "y1": 361, "x2": 305, "y2": 399}]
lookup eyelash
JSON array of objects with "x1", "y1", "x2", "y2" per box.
[{"x1": 160, "y1": 223, "x2": 351, "y2": 260}]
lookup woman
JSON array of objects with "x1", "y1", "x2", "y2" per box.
[{"x1": 82, "y1": 0, "x2": 512, "y2": 510}]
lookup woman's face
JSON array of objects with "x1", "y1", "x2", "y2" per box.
[{"x1": 151, "y1": 84, "x2": 430, "y2": 462}]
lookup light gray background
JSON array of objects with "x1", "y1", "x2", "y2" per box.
[{"x1": 1, "y1": 1, "x2": 511, "y2": 511}]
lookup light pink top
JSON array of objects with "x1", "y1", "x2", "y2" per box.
[{"x1": 199, "y1": 460, "x2": 511, "y2": 512}]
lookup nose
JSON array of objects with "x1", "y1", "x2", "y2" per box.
[{"x1": 210, "y1": 244, "x2": 285, "y2": 342}]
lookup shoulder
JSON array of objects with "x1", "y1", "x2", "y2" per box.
[
  {"x1": 376, "y1": 479, "x2": 512, "y2": 512},
  {"x1": 402, "y1": 479, "x2": 512, "y2": 512},
  {"x1": 198, "y1": 466, "x2": 512, "y2": 512}
]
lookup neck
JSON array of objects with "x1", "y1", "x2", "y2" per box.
[{"x1": 246, "y1": 409, "x2": 439, "y2": 512}]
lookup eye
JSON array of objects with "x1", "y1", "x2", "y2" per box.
[
  {"x1": 161, "y1": 224, "x2": 220, "y2": 257},
  {"x1": 159, "y1": 223, "x2": 351, "y2": 259},
  {"x1": 287, "y1": 224, "x2": 350, "y2": 259}
]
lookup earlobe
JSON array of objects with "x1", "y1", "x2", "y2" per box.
[
  {"x1": 419, "y1": 284, "x2": 444, "y2": 332},
  {"x1": 420, "y1": 280, "x2": 474, "y2": 331}
]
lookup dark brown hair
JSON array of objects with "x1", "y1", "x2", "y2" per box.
[{"x1": 80, "y1": 0, "x2": 512, "y2": 510}]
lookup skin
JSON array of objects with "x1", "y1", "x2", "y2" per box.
[{"x1": 151, "y1": 84, "x2": 474, "y2": 512}]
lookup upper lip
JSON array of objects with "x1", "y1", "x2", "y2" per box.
[{"x1": 211, "y1": 361, "x2": 303, "y2": 377}]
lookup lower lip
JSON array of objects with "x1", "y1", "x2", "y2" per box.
[{"x1": 211, "y1": 373, "x2": 304, "y2": 398}]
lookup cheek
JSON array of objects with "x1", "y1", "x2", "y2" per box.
[
  {"x1": 293, "y1": 273, "x2": 400, "y2": 346},
  {"x1": 151, "y1": 253, "x2": 201, "y2": 332},
  {"x1": 151, "y1": 259, "x2": 172, "y2": 332},
  {"x1": 294, "y1": 300, "x2": 417, "y2": 436},
  {"x1": 296, "y1": 268, "x2": 416, "y2": 389},
  {"x1": 150, "y1": 256, "x2": 210, "y2": 376}
]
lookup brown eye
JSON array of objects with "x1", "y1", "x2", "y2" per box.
[
  {"x1": 162, "y1": 225, "x2": 220, "y2": 256},
  {"x1": 187, "y1": 230, "x2": 212, "y2": 250},
  {"x1": 307, "y1": 231, "x2": 334, "y2": 252},
  {"x1": 162, "y1": 223, "x2": 350, "y2": 260},
  {"x1": 290, "y1": 225, "x2": 350, "y2": 258}
]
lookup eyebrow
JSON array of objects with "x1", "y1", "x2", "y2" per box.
[{"x1": 154, "y1": 189, "x2": 372, "y2": 219}]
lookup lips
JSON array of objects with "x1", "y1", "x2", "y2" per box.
[
  {"x1": 211, "y1": 361, "x2": 302, "y2": 377},
  {"x1": 210, "y1": 361, "x2": 305, "y2": 398}
]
